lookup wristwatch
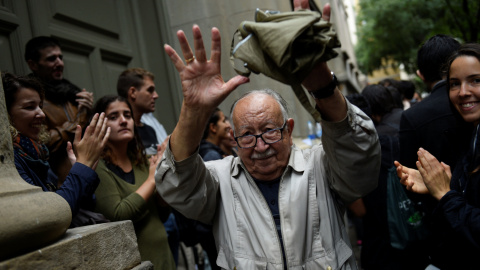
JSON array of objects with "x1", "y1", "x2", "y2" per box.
[{"x1": 309, "y1": 72, "x2": 338, "y2": 99}]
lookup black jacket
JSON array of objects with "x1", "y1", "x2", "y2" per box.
[
  {"x1": 399, "y1": 80, "x2": 472, "y2": 170},
  {"x1": 430, "y1": 126, "x2": 480, "y2": 269}
]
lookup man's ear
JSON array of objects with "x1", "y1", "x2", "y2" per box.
[
  {"x1": 27, "y1": 60, "x2": 38, "y2": 72},
  {"x1": 287, "y1": 118, "x2": 295, "y2": 135},
  {"x1": 287, "y1": 118, "x2": 295, "y2": 145},
  {"x1": 416, "y1": 70, "x2": 425, "y2": 82},
  {"x1": 128, "y1": 86, "x2": 137, "y2": 101}
]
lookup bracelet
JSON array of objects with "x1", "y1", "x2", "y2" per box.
[{"x1": 309, "y1": 72, "x2": 338, "y2": 99}]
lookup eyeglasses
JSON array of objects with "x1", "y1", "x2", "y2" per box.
[{"x1": 234, "y1": 121, "x2": 287, "y2": 149}]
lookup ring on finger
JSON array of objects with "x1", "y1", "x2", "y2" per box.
[{"x1": 186, "y1": 56, "x2": 195, "y2": 64}]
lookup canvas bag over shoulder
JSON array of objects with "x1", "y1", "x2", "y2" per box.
[
  {"x1": 230, "y1": 9, "x2": 341, "y2": 122},
  {"x1": 384, "y1": 135, "x2": 430, "y2": 250}
]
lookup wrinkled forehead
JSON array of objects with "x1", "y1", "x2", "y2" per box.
[{"x1": 232, "y1": 94, "x2": 283, "y2": 128}]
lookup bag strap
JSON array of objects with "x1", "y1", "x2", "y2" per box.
[
  {"x1": 230, "y1": 29, "x2": 252, "y2": 77},
  {"x1": 292, "y1": 83, "x2": 322, "y2": 122}
]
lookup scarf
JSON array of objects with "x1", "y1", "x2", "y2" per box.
[
  {"x1": 28, "y1": 74, "x2": 81, "y2": 105},
  {"x1": 13, "y1": 133, "x2": 56, "y2": 191}
]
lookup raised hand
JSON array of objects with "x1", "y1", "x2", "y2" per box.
[
  {"x1": 291, "y1": 0, "x2": 346, "y2": 122},
  {"x1": 164, "y1": 25, "x2": 249, "y2": 160},
  {"x1": 293, "y1": 0, "x2": 331, "y2": 21},
  {"x1": 298, "y1": 1, "x2": 331, "y2": 92},
  {"x1": 394, "y1": 160, "x2": 429, "y2": 194},
  {"x1": 164, "y1": 25, "x2": 249, "y2": 112},
  {"x1": 74, "y1": 112, "x2": 110, "y2": 168},
  {"x1": 416, "y1": 148, "x2": 451, "y2": 200},
  {"x1": 76, "y1": 89, "x2": 94, "y2": 111}
]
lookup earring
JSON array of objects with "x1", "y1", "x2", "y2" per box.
[{"x1": 9, "y1": 124, "x2": 19, "y2": 138}]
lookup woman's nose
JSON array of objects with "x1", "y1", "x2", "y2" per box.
[
  {"x1": 119, "y1": 115, "x2": 128, "y2": 124},
  {"x1": 459, "y1": 81, "x2": 471, "y2": 96},
  {"x1": 36, "y1": 107, "x2": 46, "y2": 119}
]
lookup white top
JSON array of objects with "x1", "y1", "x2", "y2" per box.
[{"x1": 141, "y1": 112, "x2": 168, "y2": 143}]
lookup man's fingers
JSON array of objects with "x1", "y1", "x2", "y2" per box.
[
  {"x1": 193, "y1": 25, "x2": 207, "y2": 63},
  {"x1": 293, "y1": 0, "x2": 309, "y2": 11},
  {"x1": 165, "y1": 44, "x2": 186, "y2": 72},
  {"x1": 224, "y1": 75, "x2": 250, "y2": 95},
  {"x1": 210, "y1": 27, "x2": 222, "y2": 65},
  {"x1": 177, "y1": 30, "x2": 195, "y2": 64},
  {"x1": 322, "y1": 3, "x2": 331, "y2": 22},
  {"x1": 76, "y1": 100, "x2": 92, "y2": 110},
  {"x1": 76, "y1": 92, "x2": 94, "y2": 105}
]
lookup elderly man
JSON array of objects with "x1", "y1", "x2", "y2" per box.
[{"x1": 156, "y1": 1, "x2": 380, "y2": 269}]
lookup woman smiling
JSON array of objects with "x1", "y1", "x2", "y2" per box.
[{"x1": 4, "y1": 72, "x2": 110, "y2": 223}]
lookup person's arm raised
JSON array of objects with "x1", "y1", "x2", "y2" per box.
[
  {"x1": 164, "y1": 25, "x2": 249, "y2": 161},
  {"x1": 294, "y1": 1, "x2": 347, "y2": 122}
]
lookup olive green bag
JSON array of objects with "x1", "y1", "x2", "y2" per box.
[{"x1": 231, "y1": 9, "x2": 341, "y2": 121}]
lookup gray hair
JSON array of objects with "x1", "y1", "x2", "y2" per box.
[{"x1": 229, "y1": 89, "x2": 290, "y2": 135}]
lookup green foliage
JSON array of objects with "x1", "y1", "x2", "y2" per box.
[{"x1": 355, "y1": 0, "x2": 480, "y2": 75}]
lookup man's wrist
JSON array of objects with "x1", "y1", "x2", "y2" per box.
[{"x1": 308, "y1": 72, "x2": 338, "y2": 99}]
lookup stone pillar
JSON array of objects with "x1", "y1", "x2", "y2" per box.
[{"x1": 0, "y1": 73, "x2": 72, "y2": 260}]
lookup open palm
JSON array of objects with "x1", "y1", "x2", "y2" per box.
[{"x1": 164, "y1": 25, "x2": 248, "y2": 111}]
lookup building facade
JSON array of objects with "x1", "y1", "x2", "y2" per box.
[{"x1": 0, "y1": 0, "x2": 363, "y2": 137}]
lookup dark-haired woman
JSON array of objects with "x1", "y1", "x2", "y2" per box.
[
  {"x1": 199, "y1": 108, "x2": 231, "y2": 161},
  {"x1": 92, "y1": 95, "x2": 175, "y2": 269},
  {"x1": 4, "y1": 72, "x2": 109, "y2": 223},
  {"x1": 395, "y1": 43, "x2": 480, "y2": 269}
]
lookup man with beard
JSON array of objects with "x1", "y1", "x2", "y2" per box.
[{"x1": 25, "y1": 36, "x2": 94, "y2": 186}]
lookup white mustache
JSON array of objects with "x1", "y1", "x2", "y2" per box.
[{"x1": 251, "y1": 148, "x2": 277, "y2": 160}]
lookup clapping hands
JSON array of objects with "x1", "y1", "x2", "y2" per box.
[
  {"x1": 395, "y1": 148, "x2": 452, "y2": 200},
  {"x1": 72, "y1": 112, "x2": 110, "y2": 169}
]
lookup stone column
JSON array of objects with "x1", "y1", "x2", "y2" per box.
[{"x1": 0, "y1": 73, "x2": 71, "y2": 260}]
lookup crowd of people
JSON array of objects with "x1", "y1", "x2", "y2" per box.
[{"x1": 3, "y1": 0, "x2": 480, "y2": 269}]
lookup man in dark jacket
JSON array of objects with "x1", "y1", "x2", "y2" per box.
[{"x1": 399, "y1": 34, "x2": 471, "y2": 171}]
